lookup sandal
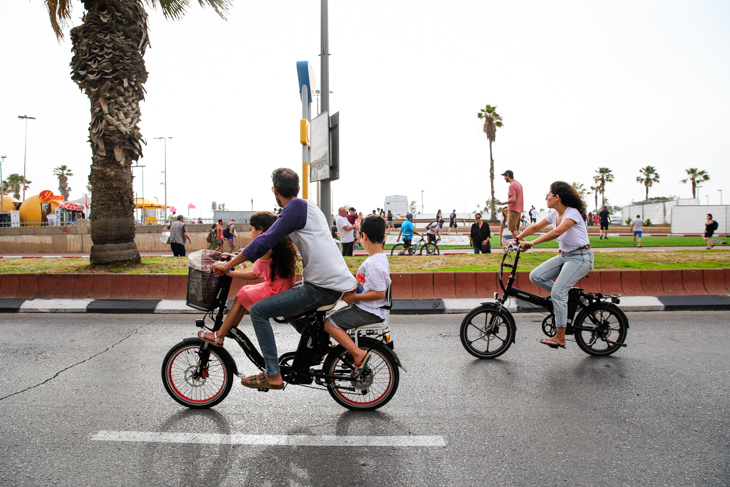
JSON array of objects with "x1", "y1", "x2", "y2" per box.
[
  {"x1": 241, "y1": 372, "x2": 286, "y2": 390},
  {"x1": 540, "y1": 338, "x2": 565, "y2": 349},
  {"x1": 351, "y1": 353, "x2": 371, "y2": 379},
  {"x1": 197, "y1": 330, "x2": 223, "y2": 347}
]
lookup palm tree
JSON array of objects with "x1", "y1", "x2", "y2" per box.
[
  {"x1": 593, "y1": 167, "x2": 614, "y2": 208},
  {"x1": 4, "y1": 174, "x2": 31, "y2": 200},
  {"x1": 572, "y1": 182, "x2": 588, "y2": 199},
  {"x1": 54, "y1": 165, "x2": 74, "y2": 200},
  {"x1": 636, "y1": 165, "x2": 660, "y2": 201},
  {"x1": 680, "y1": 168, "x2": 710, "y2": 199},
  {"x1": 477, "y1": 105, "x2": 503, "y2": 221},
  {"x1": 43, "y1": 0, "x2": 230, "y2": 265},
  {"x1": 589, "y1": 185, "x2": 600, "y2": 213}
]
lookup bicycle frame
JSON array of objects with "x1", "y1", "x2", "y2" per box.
[{"x1": 496, "y1": 245, "x2": 621, "y2": 335}]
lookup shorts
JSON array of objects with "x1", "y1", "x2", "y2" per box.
[
  {"x1": 328, "y1": 305, "x2": 383, "y2": 330},
  {"x1": 600, "y1": 222, "x2": 609, "y2": 230},
  {"x1": 226, "y1": 236, "x2": 235, "y2": 246},
  {"x1": 402, "y1": 236, "x2": 412, "y2": 247},
  {"x1": 633, "y1": 231, "x2": 642, "y2": 238},
  {"x1": 449, "y1": 221, "x2": 457, "y2": 228},
  {"x1": 507, "y1": 210, "x2": 521, "y2": 234}
]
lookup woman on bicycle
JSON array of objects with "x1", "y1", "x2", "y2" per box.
[{"x1": 516, "y1": 181, "x2": 593, "y2": 349}]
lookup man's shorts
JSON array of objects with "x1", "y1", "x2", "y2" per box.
[
  {"x1": 402, "y1": 237, "x2": 412, "y2": 247},
  {"x1": 328, "y1": 305, "x2": 383, "y2": 330},
  {"x1": 226, "y1": 236, "x2": 235, "y2": 246},
  {"x1": 600, "y1": 222, "x2": 609, "y2": 230},
  {"x1": 633, "y1": 231, "x2": 642, "y2": 238},
  {"x1": 507, "y1": 210, "x2": 521, "y2": 235}
]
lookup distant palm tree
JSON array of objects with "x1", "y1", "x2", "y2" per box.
[
  {"x1": 477, "y1": 105, "x2": 503, "y2": 221},
  {"x1": 54, "y1": 165, "x2": 74, "y2": 200},
  {"x1": 43, "y1": 0, "x2": 231, "y2": 264},
  {"x1": 593, "y1": 167, "x2": 614, "y2": 207},
  {"x1": 4, "y1": 174, "x2": 31, "y2": 200},
  {"x1": 572, "y1": 182, "x2": 588, "y2": 199},
  {"x1": 589, "y1": 185, "x2": 600, "y2": 213},
  {"x1": 636, "y1": 165, "x2": 660, "y2": 201},
  {"x1": 680, "y1": 168, "x2": 710, "y2": 199}
]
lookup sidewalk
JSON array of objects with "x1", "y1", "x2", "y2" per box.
[{"x1": 2, "y1": 295, "x2": 729, "y2": 314}]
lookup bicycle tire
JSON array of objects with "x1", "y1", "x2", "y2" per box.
[
  {"x1": 323, "y1": 338, "x2": 399, "y2": 411},
  {"x1": 573, "y1": 303, "x2": 628, "y2": 356},
  {"x1": 161, "y1": 339, "x2": 235, "y2": 409},
  {"x1": 459, "y1": 304, "x2": 515, "y2": 359},
  {"x1": 420, "y1": 243, "x2": 440, "y2": 256},
  {"x1": 390, "y1": 244, "x2": 406, "y2": 256}
]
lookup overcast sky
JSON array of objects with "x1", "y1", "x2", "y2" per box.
[{"x1": 1, "y1": 0, "x2": 729, "y2": 219}]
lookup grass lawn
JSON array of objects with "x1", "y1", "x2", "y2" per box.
[{"x1": 1, "y1": 249, "x2": 728, "y2": 274}]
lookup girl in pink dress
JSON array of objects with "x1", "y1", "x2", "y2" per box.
[{"x1": 198, "y1": 212, "x2": 297, "y2": 347}]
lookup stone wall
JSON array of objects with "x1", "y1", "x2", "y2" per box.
[{"x1": 0, "y1": 220, "x2": 250, "y2": 253}]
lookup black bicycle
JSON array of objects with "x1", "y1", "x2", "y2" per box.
[
  {"x1": 460, "y1": 242, "x2": 629, "y2": 358},
  {"x1": 390, "y1": 236, "x2": 440, "y2": 256},
  {"x1": 162, "y1": 270, "x2": 404, "y2": 411}
]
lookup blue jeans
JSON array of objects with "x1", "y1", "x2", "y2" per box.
[
  {"x1": 248, "y1": 282, "x2": 343, "y2": 376},
  {"x1": 529, "y1": 249, "x2": 594, "y2": 327}
]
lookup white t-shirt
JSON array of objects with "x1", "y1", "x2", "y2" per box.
[
  {"x1": 632, "y1": 218, "x2": 644, "y2": 232},
  {"x1": 336, "y1": 214, "x2": 355, "y2": 243},
  {"x1": 354, "y1": 253, "x2": 391, "y2": 319},
  {"x1": 546, "y1": 207, "x2": 590, "y2": 251},
  {"x1": 426, "y1": 222, "x2": 441, "y2": 235}
]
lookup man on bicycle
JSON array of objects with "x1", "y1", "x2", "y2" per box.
[
  {"x1": 212, "y1": 168, "x2": 357, "y2": 390},
  {"x1": 426, "y1": 218, "x2": 444, "y2": 245},
  {"x1": 396, "y1": 213, "x2": 421, "y2": 254}
]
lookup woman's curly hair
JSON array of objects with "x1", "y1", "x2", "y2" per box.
[
  {"x1": 249, "y1": 211, "x2": 298, "y2": 282},
  {"x1": 550, "y1": 181, "x2": 587, "y2": 215}
]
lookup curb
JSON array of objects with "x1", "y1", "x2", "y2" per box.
[{"x1": 2, "y1": 296, "x2": 729, "y2": 314}]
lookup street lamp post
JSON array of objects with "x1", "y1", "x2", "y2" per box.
[
  {"x1": 719, "y1": 189, "x2": 723, "y2": 205},
  {"x1": 154, "y1": 137, "x2": 172, "y2": 222},
  {"x1": 18, "y1": 115, "x2": 36, "y2": 201},
  {"x1": 421, "y1": 190, "x2": 424, "y2": 214}
]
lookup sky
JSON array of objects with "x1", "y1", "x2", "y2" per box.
[{"x1": 1, "y1": 0, "x2": 729, "y2": 220}]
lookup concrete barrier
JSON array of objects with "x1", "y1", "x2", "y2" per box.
[{"x1": 3, "y1": 269, "x2": 728, "y2": 301}]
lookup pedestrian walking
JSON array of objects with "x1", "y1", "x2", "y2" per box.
[
  {"x1": 498, "y1": 170, "x2": 524, "y2": 236},
  {"x1": 632, "y1": 215, "x2": 645, "y2": 247},
  {"x1": 449, "y1": 209, "x2": 458, "y2": 234},
  {"x1": 705, "y1": 213, "x2": 718, "y2": 249},
  {"x1": 336, "y1": 206, "x2": 356, "y2": 256},
  {"x1": 598, "y1": 206, "x2": 610, "y2": 239},
  {"x1": 386, "y1": 210, "x2": 395, "y2": 233},
  {"x1": 168, "y1": 215, "x2": 191, "y2": 257}
]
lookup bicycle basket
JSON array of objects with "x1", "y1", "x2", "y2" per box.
[{"x1": 186, "y1": 267, "x2": 225, "y2": 311}]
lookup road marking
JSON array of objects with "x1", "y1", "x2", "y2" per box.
[{"x1": 91, "y1": 430, "x2": 446, "y2": 447}]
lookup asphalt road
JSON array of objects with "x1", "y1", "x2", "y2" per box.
[{"x1": 1, "y1": 311, "x2": 728, "y2": 486}]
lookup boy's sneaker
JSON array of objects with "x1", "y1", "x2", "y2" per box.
[{"x1": 599, "y1": 236, "x2": 603, "y2": 239}]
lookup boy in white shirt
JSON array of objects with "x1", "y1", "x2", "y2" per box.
[
  {"x1": 324, "y1": 215, "x2": 391, "y2": 378},
  {"x1": 632, "y1": 215, "x2": 645, "y2": 247}
]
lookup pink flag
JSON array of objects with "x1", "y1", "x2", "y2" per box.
[
  {"x1": 188, "y1": 203, "x2": 196, "y2": 209},
  {"x1": 170, "y1": 206, "x2": 177, "y2": 213},
  {"x1": 85, "y1": 199, "x2": 89, "y2": 209}
]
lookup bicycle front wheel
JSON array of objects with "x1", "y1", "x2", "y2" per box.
[
  {"x1": 460, "y1": 304, "x2": 515, "y2": 359},
  {"x1": 161, "y1": 340, "x2": 235, "y2": 409},
  {"x1": 420, "y1": 243, "x2": 440, "y2": 256},
  {"x1": 573, "y1": 303, "x2": 628, "y2": 356},
  {"x1": 323, "y1": 339, "x2": 399, "y2": 411}
]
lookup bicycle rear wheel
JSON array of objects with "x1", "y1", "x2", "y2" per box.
[
  {"x1": 323, "y1": 339, "x2": 399, "y2": 411},
  {"x1": 460, "y1": 304, "x2": 514, "y2": 359},
  {"x1": 573, "y1": 303, "x2": 628, "y2": 356},
  {"x1": 390, "y1": 244, "x2": 406, "y2": 256},
  {"x1": 161, "y1": 340, "x2": 235, "y2": 409}
]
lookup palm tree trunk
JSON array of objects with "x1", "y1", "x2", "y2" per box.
[
  {"x1": 70, "y1": 0, "x2": 149, "y2": 264},
  {"x1": 489, "y1": 140, "x2": 496, "y2": 221}
]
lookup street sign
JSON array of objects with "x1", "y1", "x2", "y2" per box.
[{"x1": 310, "y1": 111, "x2": 330, "y2": 182}]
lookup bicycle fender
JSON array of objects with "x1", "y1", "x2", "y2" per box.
[
  {"x1": 360, "y1": 337, "x2": 407, "y2": 372},
  {"x1": 182, "y1": 337, "x2": 239, "y2": 376}
]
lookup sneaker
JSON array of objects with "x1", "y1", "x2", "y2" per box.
[
  {"x1": 599, "y1": 236, "x2": 603, "y2": 240},
  {"x1": 638, "y1": 245, "x2": 641, "y2": 248}
]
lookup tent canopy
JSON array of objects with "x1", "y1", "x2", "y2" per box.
[{"x1": 134, "y1": 198, "x2": 166, "y2": 209}]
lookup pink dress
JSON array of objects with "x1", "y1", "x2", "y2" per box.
[{"x1": 236, "y1": 258, "x2": 294, "y2": 311}]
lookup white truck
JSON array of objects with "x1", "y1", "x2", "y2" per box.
[{"x1": 384, "y1": 195, "x2": 410, "y2": 218}]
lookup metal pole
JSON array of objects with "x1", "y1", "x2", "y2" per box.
[
  {"x1": 18, "y1": 115, "x2": 36, "y2": 201},
  {"x1": 132, "y1": 164, "x2": 145, "y2": 224},
  {"x1": 302, "y1": 84, "x2": 310, "y2": 200},
  {"x1": 719, "y1": 189, "x2": 723, "y2": 205},
  {"x1": 319, "y1": 0, "x2": 331, "y2": 218},
  {"x1": 1, "y1": 155, "x2": 5, "y2": 212},
  {"x1": 154, "y1": 137, "x2": 172, "y2": 222}
]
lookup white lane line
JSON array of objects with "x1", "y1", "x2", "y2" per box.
[{"x1": 91, "y1": 431, "x2": 446, "y2": 447}]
